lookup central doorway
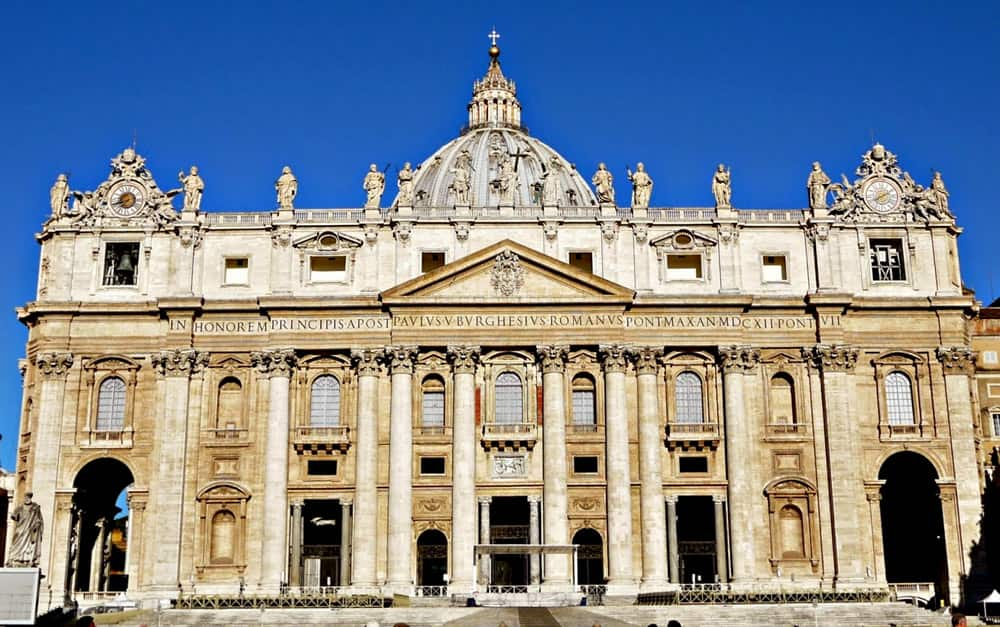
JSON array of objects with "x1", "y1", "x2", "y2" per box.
[
  {"x1": 490, "y1": 496, "x2": 529, "y2": 587},
  {"x1": 417, "y1": 529, "x2": 448, "y2": 586},
  {"x1": 573, "y1": 528, "x2": 604, "y2": 585},
  {"x1": 677, "y1": 495, "x2": 718, "y2": 584},
  {"x1": 301, "y1": 500, "x2": 342, "y2": 587}
]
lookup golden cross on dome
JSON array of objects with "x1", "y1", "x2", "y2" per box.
[{"x1": 488, "y1": 27, "x2": 501, "y2": 47}]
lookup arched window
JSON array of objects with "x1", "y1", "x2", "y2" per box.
[
  {"x1": 216, "y1": 377, "x2": 243, "y2": 429},
  {"x1": 779, "y1": 505, "x2": 805, "y2": 558},
  {"x1": 769, "y1": 373, "x2": 796, "y2": 425},
  {"x1": 571, "y1": 374, "x2": 596, "y2": 428},
  {"x1": 310, "y1": 375, "x2": 341, "y2": 426},
  {"x1": 210, "y1": 510, "x2": 236, "y2": 564},
  {"x1": 422, "y1": 375, "x2": 445, "y2": 430},
  {"x1": 674, "y1": 372, "x2": 704, "y2": 424},
  {"x1": 96, "y1": 377, "x2": 126, "y2": 431},
  {"x1": 885, "y1": 372, "x2": 915, "y2": 425},
  {"x1": 495, "y1": 372, "x2": 523, "y2": 424}
]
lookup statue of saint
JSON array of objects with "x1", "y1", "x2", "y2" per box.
[
  {"x1": 627, "y1": 162, "x2": 653, "y2": 209},
  {"x1": 542, "y1": 157, "x2": 564, "y2": 205},
  {"x1": 449, "y1": 150, "x2": 473, "y2": 205},
  {"x1": 50, "y1": 174, "x2": 70, "y2": 217},
  {"x1": 397, "y1": 162, "x2": 415, "y2": 206},
  {"x1": 362, "y1": 164, "x2": 385, "y2": 209},
  {"x1": 931, "y1": 171, "x2": 950, "y2": 215},
  {"x1": 807, "y1": 161, "x2": 831, "y2": 210},
  {"x1": 275, "y1": 166, "x2": 297, "y2": 210},
  {"x1": 592, "y1": 163, "x2": 615, "y2": 204},
  {"x1": 495, "y1": 155, "x2": 517, "y2": 205},
  {"x1": 6, "y1": 492, "x2": 43, "y2": 567},
  {"x1": 178, "y1": 166, "x2": 204, "y2": 212},
  {"x1": 712, "y1": 164, "x2": 731, "y2": 208}
]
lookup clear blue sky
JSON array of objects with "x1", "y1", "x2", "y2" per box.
[{"x1": 1, "y1": 1, "x2": 997, "y2": 466}]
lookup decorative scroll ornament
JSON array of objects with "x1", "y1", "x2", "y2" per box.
[
  {"x1": 35, "y1": 352, "x2": 74, "y2": 378},
  {"x1": 490, "y1": 250, "x2": 525, "y2": 297},
  {"x1": 386, "y1": 346, "x2": 417, "y2": 373},
  {"x1": 802, "y1": 344, "x2": 858, "y2": 372},
  {"x1": 536, "y1": 345, "x2": 569, "y2": 374},
  {"x1": 936, "y1": 346, "x2": 976, "y2": 374},
  {"x1": 718, "y1": 345, "x2": 761, "y2": 372},
  {"x1": 630, "y1": 346, "x2": 662, "y2": 375},
  {"x1": 599, "y1": 344, "x2": 630, "y2": 373},
  {"x1": 447, "y1": 345, "x2": 480, "y2": 374},
  {"x1": 153, "y1": 349, "x2": 209, "y2": 377},
  {"x1": 250, "y1": 349, "x2": 297, "y2": 378},
  {"x1": 351, "y1": 348, "x2": 383, "y2": 377}
]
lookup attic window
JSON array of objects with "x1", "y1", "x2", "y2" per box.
[
  {"x1": 569, "y1": 252, "x2": 593, "y2": 273},
  {"x1": 421, "y1": 251, "x2": 446, "y2": 273},
  {"x1": 762, "y1": 255, "x2": 788, "y2": 282},
  {"x1": 666, "y1": 254, "x2": 703, "y2": 280},
  {"x1": 310, "y1": 255, "x2": 347, "y2": 283}
]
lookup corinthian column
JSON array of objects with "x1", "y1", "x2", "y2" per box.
[
  {"x1": 350, "y1": 349, "x2": 382, "y2": 587},
  {"x1": 600, "y1": 344, "x2": 635, "y2": 591},
  {"x1": 386, "y1": 346, "x2": 417, "y2": 592},
  {"x1": 448, "y1": 345, "x2": 479, "y2": 594},
  {"x1": 150, "y1": 348, "x2": 207, "y2": 593},
  {"x1": 31, "y1": 352, "x2": 73, "y2": 581},
  {"x1": 719, "y1": 345, "x2": 760, "y2": 582},
  {"x1": 632, "y1": 347, "x2": 668, "y2": 590},
  {"x1": 251, "y1": 348, "x2": 296, "y2": 592},
  {"x1": 537, "y1": 345, "x2": 570, "y2": 588}
]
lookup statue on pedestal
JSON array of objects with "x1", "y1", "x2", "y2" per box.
[
  {"x1": 495, "y1": 154, "x2": 517, "y2": 205},
  {"x1": 178, "y1": 166, "x2": 204, "y2": 212},
  {"x1": 363, "y1": 163, "x2": 385, "y2": 208},
  {"x1": 712, "y1": 164, "x2": 731, "y2": 208},
  {"x1": 542, "y1": 157, "x2": 564, "y2": 205},
  {"x1": 6, "y1": 492, "x2": 43, "y2": 567},
  {"x1": 275, "y1": 166, "x2": 298, "y2": 210},
  {"x1": 627, "y1": 162, "x2": 653, "y2": 209},
  {"x1": 930, "y1": 171, "x2": 950, "y2": 215},
  {"x1": 807, "y1": 161, "x2": 831, "y2": 210},
  {"x1": 592, "y1": 163, "x2": 615, "y2": 204},
  {"x1": 397, "y1": 162, "x2": 415, "y2": 206},
  {"x1": 49, "y1": 174, "x2": 70, "y2": 217},
  {"x1": 449, "y1": 150, "x2": 473, "y2": 205}
]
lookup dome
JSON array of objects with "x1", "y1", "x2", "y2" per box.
[{"x1": 394, "y1": 40, "x2": 597, "y2": 208}]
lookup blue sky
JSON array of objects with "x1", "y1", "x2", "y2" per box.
[{"x1": 1, "y1": 1, "x2": 997, "y2": 466}]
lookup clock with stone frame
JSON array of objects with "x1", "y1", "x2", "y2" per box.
[
  {"x1": 861, "y1": 177, "x2": 902, "y2": 213},
  {"x1": 108, "y1": 181, "x2": 146, "y2": 217}
]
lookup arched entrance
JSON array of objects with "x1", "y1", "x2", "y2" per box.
[
  {"x1": 879, "y1": 451, "x2": 948, "y2": 601},
  {"x1": 416, "y1": 529, "x2": 448, "y2": 586},
  {"x1": 573, "y1": 528, "x2": 604, "y2": 585},
  {"x1": 71, "y1": 458, "x2": 134, "y2": 593}
]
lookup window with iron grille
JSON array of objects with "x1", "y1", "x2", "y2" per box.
[
  {"x1": 674, "y1": 371, "x2": 704, "y2": 424},
  {"x1": 310, "y1": 375, "x2": 341, "y2": 426},
  {"x1": 885, "y1": 372, "x2": 915, "y2": 425},
  {"x1": 96, "y1": 377, "x2": 126, "y2": 431},
  {"x1": 495, "y1": 372, "x2": 523, "y2": 424},
  {"x1": 870, "y1": 239, "x2": 905, "y2": 282}
]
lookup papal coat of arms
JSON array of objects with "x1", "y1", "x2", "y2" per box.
[{"x1": 490, "y1": 250, "x2": 524, "y2": 297}]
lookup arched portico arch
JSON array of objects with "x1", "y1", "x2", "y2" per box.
[
  {"x1": 71, "y1": 457, "x2": 135, "y2": 594},
  {"x1": 573, "y1": 528, "x2": 604, "y2": 585},
  {"x1": 416, "y1": 529, "x2": 448, "y2": 586}
]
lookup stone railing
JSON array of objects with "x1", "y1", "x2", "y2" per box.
[
  {"x1": 739, "y1": 209, "x2": 807, "y2": 223},
  {"x1": 204, "y1": 212, "x2": 272, "y2": 227},
  {"x1": 292, "y1": 425, "x2": 352, "y2": 453},
  {"x1": 888, "y1": 582, "x2": 935, "y2": 606},
  {"x1": 878, "y1": 422, "x2": 925, "y2": 440},
  {"x1": 202, "y1": 427, "x2": 250, "y2": 444},
  {"x1": 764, "y1": 423, "x2": 809, "y2": 438},
  {"x1": 84, "y1": 429, "x2": 132, "y2": 448},
  {"x1": 481, "y1": 421, "x2": 537, "y2": 450},
  {"x1": 294, "y1": 209, "x2": 365, "y2": 223},
  {"x1": 664, "y1": 422, "x2": 720, "y2": 450}
]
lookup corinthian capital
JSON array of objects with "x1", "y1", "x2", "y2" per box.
[
  {"x1": 718, "y1": 345, "x2": 761, "y2": 373},
  {"x1": 802, "y1": 344, "x2": 858, "y2": 372},
  {"x1": 386, "y1": 346, "x2": 418, "y2": 374},
  {"x1": 630, "y1": 346, "x2": 662, "y2": 375},
  {"x1": 599, "y1": 344, "x2": 629, "y2": 373},
  {"x1": 536, "y1": 345, "x2": 568, "y2": 374},
  {"x1": 448, "y1": 345, "x2": 480, "y2": 374},
  {"x1": 35, "y1": 352, "x2": 74, "y2": 379},
  {"x1": 250, "y1": 348, "x2": 297, "y2": 378},
  {"x1": 936, "y1": 346, "x2": 976, "y2": 375},
  {"x1": 153, "y1": 349, "x2": 208, "y2": 377},
  {"x1": 351, "y1": 348, "x2": 383, "y2": 377}
]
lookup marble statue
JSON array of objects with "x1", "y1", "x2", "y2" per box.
[
  {"x1": 712, "y1": 163, "x2": 731, "y2": 208},
  {"x1": 50, "y1": 174, "x2": 70, "y2": 217},
  {"x1": 449, "y1": 150, "x2": 473, "y2": 205},
  {"x1": 807, "y1": 161, "x2": 831, "y2": 210},
  {"x1": 275, "y1": 166, "x2": 297, "y2": 210},
  {"x1": 592, "y1": 163, "x2": 615, "y2": 204},
  {"x1": 542, "y1": 157, "x2": 564, "y2": 205},
  {"x1": 363, "y1": 164, "x2": 385, "y2": 208},
  {"x1": 397, "y1": 162, "x2": 415, "y2": 206},
  {"x1": 6, "y1": 492, "x2": 43, "y2": 567},
  {"x1": 178, "y1": 166, "x2": 204, "y2": 212},
  {"x1": 931, "y1": 171, "x2": 950, "y2": 215},
  {"x1": 627, "y1": 162, "x2": 653, "y2": 209},
  {"x1": 495, "y1": 154, "x2": 518, "y2": 205},
  {"x1": 69, "y1": 190, "x2": 97, "y2": 219}
]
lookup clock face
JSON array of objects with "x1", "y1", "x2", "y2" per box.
[
  {"x1": 109, "y1": 182, "x2": 146, "y2": 217},
  {"x1": 862, "y1": 178, "x2": 901, "y2": 213}
]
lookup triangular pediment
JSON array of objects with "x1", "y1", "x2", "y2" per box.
[{"x1": 381, "y1": 239, "x2": 634, "y2": 304}]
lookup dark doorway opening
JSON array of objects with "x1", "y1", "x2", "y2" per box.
[
  {"x1": 489, "y1": 496, "x2": 529, "y2": 587},
  {"x1": 302, "y1": 500, "x2": 342, "y2": 587},
  {"x1": 72, "y1": 458, "x2": 134, "y2": 593},
  {"x1": 677, "y1": 495, "x2": 717, "y2": 584},
  {"x1": 574, "y1": 528, "x2": 604, "y2": 585},
  {"x1": 417, "y1": 529, "x2": 448, "y2": 586}
]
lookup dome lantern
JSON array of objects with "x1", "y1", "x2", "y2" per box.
[{"x1": 467, "y1": 29, "x2": 522, "y2": 131}]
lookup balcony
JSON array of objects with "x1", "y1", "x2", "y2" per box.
[
  {"x1": 82, "y1": 429, "x2": 133, "y2": 449},
  {"x1": 567, "y1": 422, "x2": 604, "y2": 442},
  {"x1": 202, "y1": 427, "x2": 250, "y2": 447},
  {"x1": 665, "y1": 422, "x2": 720, "y2": 451},
  {"x1": 413, "y1": 424, "x2": 452, "y2": 444},
  {"x1": 481, "y1": 422, "x2": 537, "y2": 451},
  {"x1": 293, "y1": 425, "x2": 352, "y2": 454},
  {"x1": 764, "y1": 422, "x2": 809, "y2": 441},
  {"x1": 878, "y1": 422, "x2": 926, "y2": 440}
]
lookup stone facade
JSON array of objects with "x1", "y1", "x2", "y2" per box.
[{"x1": 12, "y1": 41, "x2": 986, "y2": 609}]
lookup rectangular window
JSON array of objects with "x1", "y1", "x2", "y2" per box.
[
  {"x1": 993, "y1": 413, "x2": 1000, "y2": 437},
  {"x1": 568, "y1": 252, "x2": 593, "y2": 273},
  {"x1": 666, "y1": 254, "x2": 703, "y2": 280},
  {"x1": 573, "y1": 456, "x2": 599, "y2": 474},
  {"x1": 419, "y1": 456, "x2": 446, "y2": 475},
  {"x1": 223, "y1": 257, "x2": 249, "y2": 285},
  {"x1": 762, "y1": 255, "x2": 788, "y2": 282},
  {"x1": 679, "y1": 456, "x2": 709, "y2": 473},
  {"x1": 421, "y1": 251, "x2": 446, "y2": 273},
  {"x1": 984, "y1": 351, "x2": 998, "y2": 365},
  {"x1": 307, "y1": 460, "x2": 338, "y2": 476},
  {"x1": 869, "y1": 239, "x2": 905, "y2": 282},
  {"x1": 103, "y1": 242, "x2": 140, "y2": 286},
  {"x1": 990, "y1": 384, "x2": 1000, "y2": 398},
  {"x1": 310, "y1": 255, "x2": 347, "y2": 283}
]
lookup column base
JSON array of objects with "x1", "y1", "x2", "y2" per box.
[
  {"x1": 639, "y1": 577, "x2": 671, "y2": 593},
  {"x1": 604, "y1": 580, "x2": 639, "y2": 596},
  {"x1": 540, "y1": 580, "x2": 573, "y2": 593},
  {"x1": 384, "y1": 582, "x2": 414, "y2": 596}
]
